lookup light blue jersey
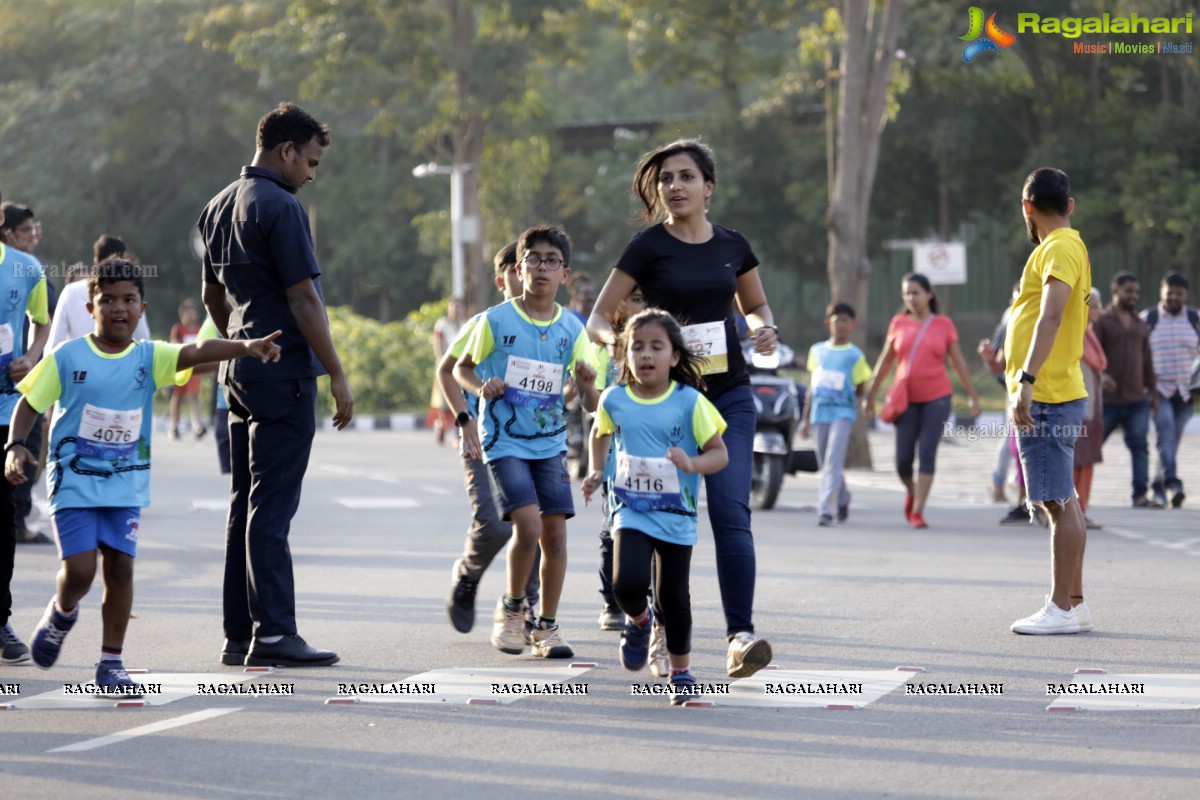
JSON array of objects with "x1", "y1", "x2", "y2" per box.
[
  {"x1": 594, "y1": 382, "x2": 726, "y2": 545},
  {"x1": 17, "y1": 337, "x2": 191, "y2": 512},
  {"x1": 0, "y1": 243, "x2": 50, "y2": 420},
  {"x1": 805, "y1": 341, "x2": 872, "y2": 424},
  {"x1": 464, "y1": 299, "x2": 594, "y2": 462}
]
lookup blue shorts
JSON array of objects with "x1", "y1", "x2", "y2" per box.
[
  {"x1": 487, "y1": 455, "x2": 575, "y2": 521},
  {"x1": 52, "y1": 507, "x2": 142, "y2": 559},
  {"x1": 1016, "y1": 399, "x2": 1086, "y2": 504}
]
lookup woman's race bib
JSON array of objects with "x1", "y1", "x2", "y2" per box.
[
  {"x1": 503, "y1": 356, "x2": 563, "y2": 410},
  {"x1": 682, "y1": 321, "x2": 728, "y2": 375},
  {"x1": 812, "y1": 367, "x2": 847, "y2": 399},
  {"x1": 76, "y1": 403, "x2": 143, "y2": 461},
  {"x1": 0, "y1": 323, "x2": 13, "y2": 370},
  {"x1": 614, "y1": 454, "x2": 682, "y2": 511}
]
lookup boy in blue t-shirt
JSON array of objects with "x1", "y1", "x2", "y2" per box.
[
  {"x1": 799, "y1": 303, "x2": 873, "y2": 526},
  {"x1": 0, "y1": 236, "x2": 49, "y2": 664},
  {"x1": 454, "y1": 225, "x2": 597, "y2": 659},
  {"x1": 4, "y1": 258, "x2": 282, "y2": 695}
]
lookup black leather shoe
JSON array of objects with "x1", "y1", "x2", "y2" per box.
[
  {"x1": 246, "y1": 634, "x2": 339, "y2": 667},
  {"x1": 221, "y1": 639, "x2": 251, "y2": 666}
]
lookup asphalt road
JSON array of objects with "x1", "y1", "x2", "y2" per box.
[{"x1": 1, "y1": 426, "x2": 1197, "y2": 799}]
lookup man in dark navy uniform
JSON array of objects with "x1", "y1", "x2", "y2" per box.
[{"x1": 199, "y1": 103, "x2": 353, "y2": 667}]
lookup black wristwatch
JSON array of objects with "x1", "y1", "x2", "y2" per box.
[
  {"x1": 1018, "y1": 370, "x2": 1036, "y2": 386},
  {"x1": 454, "y1": 411, "x2": 471, "y2": 428}
]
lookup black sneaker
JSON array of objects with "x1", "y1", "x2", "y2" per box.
[
  {"x1": 1170, "y1": 489, "x2": 1186, "y2": 509},
  {"x1": 999, "y1": 506, "x2": 1032, "y2": 526},
  {"x1": 446, "y1": 561, "x2": 479, "y2": 634},
  {"x1": 837, "y1": 499, "x2": 850, "y2": 523},
  {"x1": 818, "y1": 514, "x2": 834, "y2": 527},
  {"x1": 1, "y1": 623, "x2": 30, "y2": 665},
  {"x1": 221, "y1": 638, "x2": 250, "y2": 666},
  {"x1": 246, "y1": 634, "x2": 339, "y2": 667}
]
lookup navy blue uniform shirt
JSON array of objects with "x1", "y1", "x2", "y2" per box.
[{"x1": 198, "y1": 166, "x2": 327, "y2": 383}]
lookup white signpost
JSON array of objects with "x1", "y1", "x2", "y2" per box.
[{"x1": 913, "y1": 242, "x2": 967, "y2": 285}]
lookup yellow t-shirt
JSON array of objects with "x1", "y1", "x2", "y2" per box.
[{"x1": 1004, "y1": 227, "x2": 1091, "y2": 403}]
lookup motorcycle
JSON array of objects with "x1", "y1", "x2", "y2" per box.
[{"x1": 745, "y1": 340, "x2": 818, "y2": 510}]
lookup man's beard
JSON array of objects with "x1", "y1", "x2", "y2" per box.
[
  {"x1": 1121, "y1": 297, "x2": 1138, "y2": 312},
  {"x1": 1025, "y1": 216, "x2": 1040, "y2": 244}
]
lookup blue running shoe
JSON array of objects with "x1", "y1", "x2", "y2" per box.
[
  {"x1": 619, "y1": 611, "x2": 652, "y2": 671},
  {"x1": 95, "y1": 662, "x2": 143, "y2": 697},
  {"x1": 30, "y1": 597, "x2": 76, "y2": 670},
  {"x1": 669, "y1": 670, "x2": 698, "y2": 705}
]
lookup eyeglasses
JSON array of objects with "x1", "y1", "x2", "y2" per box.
[{"x1": 521, "y1": 254, "x2": 564, "y2": 271}]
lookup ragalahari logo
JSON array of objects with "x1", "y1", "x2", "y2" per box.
[{"x1": 960, "y1": 7, "x2": 1016, "y2": 63}]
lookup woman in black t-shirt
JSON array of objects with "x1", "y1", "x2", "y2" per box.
[{"x1": 587, "y1": 139, "x2": 778, "y2": 680}]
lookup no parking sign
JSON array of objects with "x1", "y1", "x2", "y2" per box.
[{"x1": 913, "y1": 242, "x2": 967, "y2": 285}]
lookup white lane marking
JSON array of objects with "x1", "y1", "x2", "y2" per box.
[
  {"x1": 1045, "y1": 674, "x2": 1200, "y2": 711},
  {"x1": 191, "y1": 499, "x2": 229, "y2": 512},
  {"x1": 335, "y1": 498, "x2": 421, "y2": 509},
  {"x1": 48, "y1": 708, "x2": 242, "y2": 752},
  {"x1": 319, "y1": 465, "x2": 402, "y2": 485},
  {"x1": 335, "y1": 665, "x2": 594, "y2": 705},
  {"x1": 420, "y1": 485, "x2": 452, "y2": 496},
  {"x1": 11, "y1": 672, "x2": 266, "y2": 710},
  {"x1": 650, "y1": 669, "x2": 917, "y2": 709}
]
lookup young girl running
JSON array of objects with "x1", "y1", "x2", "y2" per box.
[
  {"x1": 595, "y1": 284, "x2": 645, "y2": 633},
  {"x1": 583, "y1": 309, "x2": 728, "y2": 704}
]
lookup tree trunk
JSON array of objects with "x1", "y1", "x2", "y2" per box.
[{"x1": 828, "y1": 0, "x2": 907, "y2": 469}]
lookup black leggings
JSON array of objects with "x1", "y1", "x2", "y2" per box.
[
  {"x1": 894, "y1": 395, "x2": 952, "y2": 479},
  {"x1": 612, "y1": 528, "x2": 692, "y2": 656}
]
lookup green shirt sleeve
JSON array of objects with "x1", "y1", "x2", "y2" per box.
[
  {"x1": 448, "y1": 316, "x2": 480, "y2": 360},
  {"x1": 594, "y1": 388, "x2": 617, "y2": 435},
  {"x1": 16, "y1": 352, "x2": 61, "y2": 414},
  {"x1": 197, "y1": 316, "x2": 222, "y2": 342},
  {"x1": 691, "y1": 393, "x2": 728, "y2": 450},
  {"x1": 851, "y1": 354, "x2": 873, "y2": 386},
  {"x1": 152, "y1": 342, "x2": 193, "y2": 389},
  {"x1": 568, "y1": 330, "x2": 595, "y2": 378},
  {"x1": 592, "y1": 344, "x2": 611, "y2": 391},
  {"x1": 27, "y1": 276, "x2": 49, "y2": 325},
  {"x1": 464, "y1": 315, "x2": 495, "y2": 365}
]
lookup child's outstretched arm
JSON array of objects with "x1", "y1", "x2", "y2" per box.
[
  {"x1": 667, "y1": 432, "x2": 728, "y2": 476},
  {"x1": 5, "y1": 398, "x2": 42, "y2": 485},
  {"x1": 177, "y1": 331, "x2": 282, "y2": 370},
  {"x1": 581, "y1": 429, "x2": 612, "y2": 505}
]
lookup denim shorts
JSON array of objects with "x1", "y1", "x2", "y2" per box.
[
  {"x1": 52, "y1": 507, "x2": 142, "y2": 559},
  {"x1": 1016, "y1": 399, "x2": 1087, "y2": 504},
  {"x1": 487, "y1": 454, "x2": 575, "y2": 521}
]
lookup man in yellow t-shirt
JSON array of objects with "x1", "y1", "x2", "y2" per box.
[{"x1": 1004, "y1": 167, "x2": 1093, "y2": 637}]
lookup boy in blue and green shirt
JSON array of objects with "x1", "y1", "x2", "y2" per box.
[
  {"x1": 454, "y1": 225, "x2": 597, "y2": 659},
  {"x1": 799, "y1": 303, "x2": 872, "y2": 526},
  {"x1": 5, "y1": 258, "x2": 282, "y2": 694}
]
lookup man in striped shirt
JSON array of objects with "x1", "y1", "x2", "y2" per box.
[{"x1": 1142, "y1": 272, "x2": 1200, "y2": 508}]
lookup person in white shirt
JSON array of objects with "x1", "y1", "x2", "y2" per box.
[{"x1": 48, "y1": 236, "x2": 150, "y2": 349}]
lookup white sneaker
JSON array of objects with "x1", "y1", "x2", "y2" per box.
[
  {"x1": 1010, "y1": 596, "x2": 1081, "y2": 635},
  {"x1": 1073, "y1": 601, "x2": 1094, "y2": 632},
  {"x1": 726, "y1": 632, "x2": 773, "y2": 678},
  {"x1": 490, "y1": 596, "x2": 527, "y2": 654},
  {"x1": 648, "y1": 620, "x2": 669, "y2": 678},
  {"x1": 530, "y1": 624, "x2": 574, "y2": 659}
]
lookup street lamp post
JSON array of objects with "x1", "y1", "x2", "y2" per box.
[{"x1": 412, "y1": 161, "x2": 475, "y2": 300}]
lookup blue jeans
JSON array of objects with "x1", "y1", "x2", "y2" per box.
[
  {"x1": 1017, "y1": 399, "x2": 1086, "y2": 504},
  {"x1": 705, "y1": 385, "x2": 757, "y2": 637},
  {"x1": 1153, "y1": 393, "x2": 1194, "y2": 497},
  {"x1": 1102, "y1": 400, "x2": 1150, "y2": 501}
]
